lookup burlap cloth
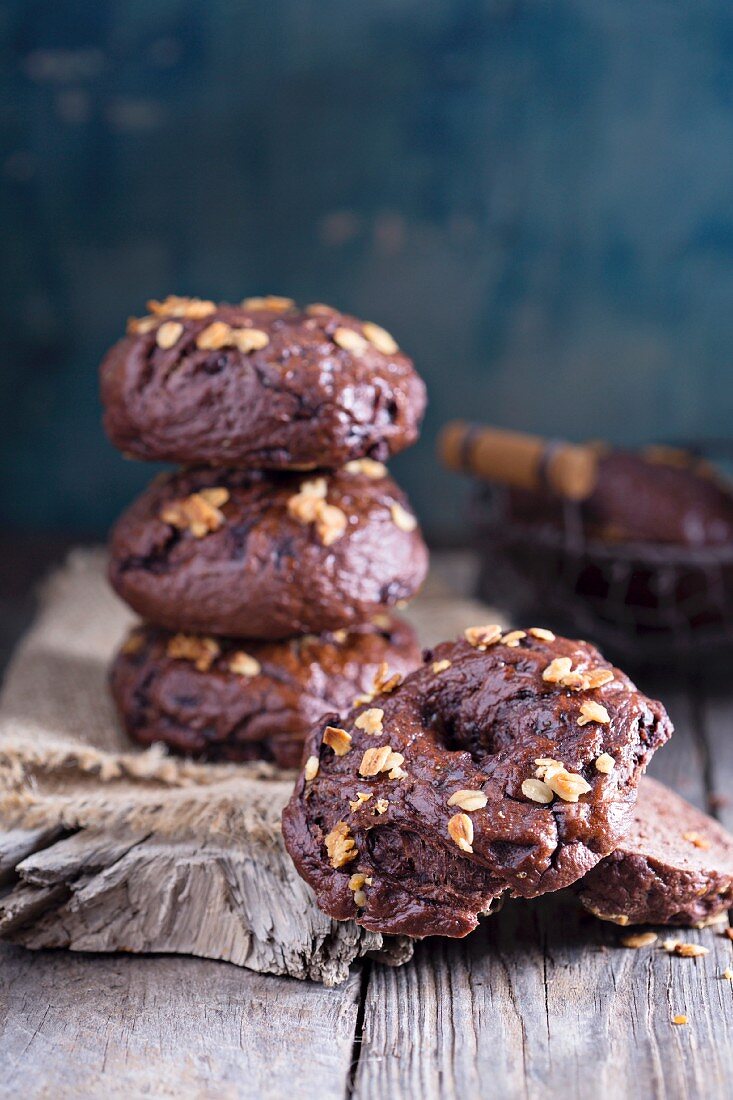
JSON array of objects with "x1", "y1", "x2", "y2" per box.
[{"x1": 0, "y1": 549, "x2": 496, "y2": 983}]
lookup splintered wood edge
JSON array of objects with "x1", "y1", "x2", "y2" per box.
[{"x1": 0, "y1": 824, "x2": 413, "y2": 986}]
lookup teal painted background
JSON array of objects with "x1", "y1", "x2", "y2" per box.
[{"x1": 3, "y1": 0, "x2": 733, "y2": 541}]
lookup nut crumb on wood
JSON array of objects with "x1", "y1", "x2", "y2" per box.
[
  {"x1": 672, "y1": 1014, "x2": 688, "y2": 1026},
  {"x1": 621, "y1": 931, "x2": 658, "y2": 949}
]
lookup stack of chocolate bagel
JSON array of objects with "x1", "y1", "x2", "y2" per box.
[{"x1": 100, "y1": 294, "x2": 429, "y2": 768}]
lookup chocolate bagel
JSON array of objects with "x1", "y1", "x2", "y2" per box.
[
  {"x1": 100, "y1": 295, "x2": 426, "y2": 469},
  {"x1": 282, "y1": 626, "x2": 672, "y2": 937},
  {"x1": 108, "y1": 463, "x2": 428, "y2": 639}
]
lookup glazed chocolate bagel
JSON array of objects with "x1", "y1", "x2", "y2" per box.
[
  {"x1": 578, "y1": 776, "x2": 733, "y2": 927},
  {"x1": 110, "y1": 615, "x2": 420, "y2": 769},
  {"x1": 282, "y1": 627, "x2": 672, "y2": 937},
  {"x1": 108, "y1": 463, "x2": 428, "y2": 639},
  {"x1": 100, "y1": 295, "x2": 426, "y2": 469}
]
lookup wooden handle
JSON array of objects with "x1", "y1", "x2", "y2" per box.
[{"x1": 439, "y1": 422, "x2": 600, "y2": 502}]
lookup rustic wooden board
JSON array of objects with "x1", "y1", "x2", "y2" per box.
[{"x1": 0, "y1": 943, "x2": 362, "y2": 1100}]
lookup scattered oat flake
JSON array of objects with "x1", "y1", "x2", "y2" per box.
[
  {"x1": 228, "y1": 651, "x2": 261, "y2": 677},
  {"x1": 304, "y1": 756, "x2": 319, "y2": 781},
  {"x1": 521, "y1": 778, "x2": 554, "y2": 804},
  {"x1": 447, "y1": 789, "x2": 488, "y2": 811},
  {"x1": 432, "y1": 659, "x2": 452, "y2": 674},
  {"x1": 542, "y1": 764, "x2": 592, "y2": 803},
  {"x1": 355, "y1": 708, "x2": 384, "y2": 735},
  {"x1": 447, "y1": 812, "x2": 474, "y2": 853},
  {"x1": 349, "y1": 791, "x2": 372, "y2": 811},
  {"x1": 621, "y1": 931, "x2": 658, "y2": 949},
  {"x1": 333, "y1": 326, "x2": 369, "y2": 354},
  {"x1": 390, "y1": 502, "x2": 417, "y2": 532},
  {"x1": 578, "y1": 701, "x2": 611, "y2": 726},
  {"x1": 529, "y1": 627, "x2": 555, "y2": 641},
  {"x1": 464, "y1": 624, "x2": 502, "y2": 648},
  {"x1": 197, "y1": 320, "x2": 234, "y2": 350},
  {"x1": 672, "y1": 1014, "x2": 688, "y2": 1026},
  {"x1": 323, "y1": 725, "x2": 353, "y2": 756},
  {"x1": 344, "y1": 458, "x2": 387, "y2": 479},
  {"x1": 595, "y1": 753, "x2": 616, "y2": 774},
  {"x1": 231, "y1": 327, "x2": 269, "y2": 353},
  {"x1": 362, "y1": 321, "x2": 398, "y2": 354}
]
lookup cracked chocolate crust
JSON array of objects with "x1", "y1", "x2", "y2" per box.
[
  {"x1": 110, "y1": 616, "x2": 421, "y2": 769},
  {"x1": 100, "y1": 299, "x2": 426, "y2": 468},
  {"x1": 578, "y1": 776, "x2": 733, "y2": 926},
  {"x1": 282, "y1": 630, "x2": 672, "y2": 938},
  {"x1": 108, "y1": 464, "x2": 428, "y2": 639}
]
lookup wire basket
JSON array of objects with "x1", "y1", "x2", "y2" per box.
[{"x1": 474, "y1": 446, "x2": 733, "y2": 669}]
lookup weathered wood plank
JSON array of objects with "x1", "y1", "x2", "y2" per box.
[
  {"x1": 354, "y1": 671, "x2": 733, "y2": 1099},
  {"x1": 0, "y1": 943, "x2": 360, "y2": 1100}
]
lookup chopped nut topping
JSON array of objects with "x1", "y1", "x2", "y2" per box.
[
  {"x1": 324, "y1": 821, "x2": 358, "y2": 868},
  {"x1": 305, "y1": 302, "x2": 335, "y2": 315},
  {"x1": 374, "y1": 798, "x2": 389, "y2": 814},
  {"x1": 448, "y1": 812, "x2": 474, "y2": 853},
  {"x1": 621, "y1": 931, "x2": 658, "y2": 949},
  {"x1": 372, "y1": 612, "x2": 392, "y2": 629},
  {"x1": 332, "y1": 629, "x2": 348, "y2": 644},
  {"x1": 528, "y1": 627, "x2": 556, "y2": 641},
  {"x1": 359, "y1": 745, "x2": 392, "y2": 776},
  {"x1": 447, "y1": 789, "x2": 488, "y2": 811},
  {"x1": 358, "y1": 745, "x2": 403, "y2": 778},
  {"x1": 578, "y1": 701, "x2": 611, "y2": 726},
  {"x1": 287, "y1": 478, "x2": 347, "y2": 546},
  {"x1": 288, "y1": 478, "x2": 327, "y2": 522},
  {"x1": 228, "y1": 651, "x2": 262, "y2": 677},
  {"x1": 362, "y1": 321, "x2": 398, "y2": 354},
  {"x1": 464, "y1": 624, "x2": 502, "y2": 649},
  {"x1": 543, "y1": 658, "x2": 613, "y2": 692},
  {"x1": 585, "y1": 668, "x2": 616, "y2": 689},
  {"x1": 595, "y1": 753, "x2": 616, "y2": 774},
  {"x1": 349, "y1": 791, "x2": 372, "y2": 811},
  {"x1": 501, "y1": 630, "x2": 527, "y2": 648},
  {"x1": 304, "y1": 755, "x2": 319, "y2": 781},
  {"x1": 541, "y1": 763, "x2": 592, "y2": 803},
  {"x1": 352, "y1": 692, "x2": 374, "y2": 708},
  {"x1": 355, "y1": 708, "x2": 384, "y2": 735},
  {"x1": 241, "y1": 295, "x2": 293, "y2": 310},
  {"x1": 120, "y1": 630, "x2": 145, "y2": 655},
  {"x1": 390, "y1": 502, "x2": 417, "y2": 532},
  {"x1": 682, "y1": 830, "x2": 711, "y2": 850},
  {"x1": 348, "y1": 872, "x2": 368, "y2": 906},
  {"x1": 323, "y1": 725, "x2": 353, "y2": 756},
  {"x1": 432, "y1": 659, "x2": 452, "y2": 674},
  {"x1": 148, "y1": 295, "x2": 216, "y2": 319},
  {"x1": 159, "y1": 487, "x2": 229, "y2": 538},
  {"x1": 230, "y1": 327, "x2": 270, "y2": 353},
  {"x1": 127, "y1": 315, "x2": 157, "y2": 334},
  {"x1": 196, "y1": 320, "x2": 234, "y2": 350},
  {"x1": 672, "y1": 1015, "x2": 688, "y2": 1026},
  {"x1": 521, "y1": 778, "x2": 554, "y2": 804},
  {"x1": 156, "y1": 320, "x2": 184, "y2": 349},
  {"x1": 373, "y1": 664, "x2": 402, "y2": 695},
  {"x1": 166, "y1": 634, "x2": 220, "y2": 672},
  {"x1": 666, "y1": 942, "x2": 709, "y2": 958},
  {"x1": 333, "y1": 326, "x2": 369, "y2": 354},
  {"x1": 316, "y1": 503, "x2": 348, "y2": 546},
  {"x1": 344, "y1": 458, "x2": 388, "y2": 479}
]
